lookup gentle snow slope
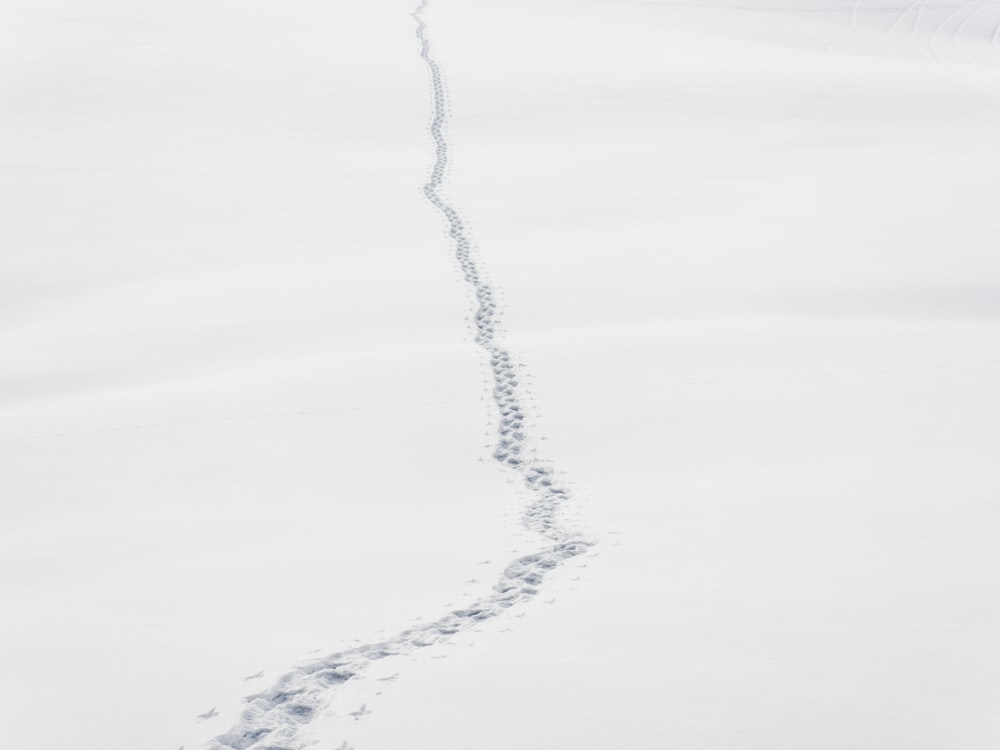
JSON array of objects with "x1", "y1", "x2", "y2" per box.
[
  {"x1": 0, "y1": 2, "x2": 525, "y2": 748},
  {"x1": 2, "y1": 0, "x2": 999, "y2": 749},
  {"x1": 350, "y1": 1, "x2": 1000, "y2": 750}
]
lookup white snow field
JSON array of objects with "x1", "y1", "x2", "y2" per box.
[{"x1": 2, "y1": 0, "x2": 999, "y2": 749}]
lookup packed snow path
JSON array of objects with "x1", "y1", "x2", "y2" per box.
[{"x1": 206, "y1": 3, "x2": 593, "y2": 748}]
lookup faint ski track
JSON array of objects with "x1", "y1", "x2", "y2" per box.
[
  {"x1": 204, "y1": 2, "x2": 593, "y2": 749},
  {"x1": 928, "y1": 2, "x2": 968, "y2": 57},
  {"x1": 885, "y1": 0, "x2": 921, "y2": 36},
  {"x1": 949, "y1": 0, "x2": 988, "y2": 59}
]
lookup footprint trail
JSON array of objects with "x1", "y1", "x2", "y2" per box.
[{"x1": 204, "y1": 2, "x2": 593, "y2": 749}]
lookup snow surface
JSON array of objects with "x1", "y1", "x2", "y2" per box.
[{"x1": 2, "y1": 0, "x2": 999, "y2": 748}]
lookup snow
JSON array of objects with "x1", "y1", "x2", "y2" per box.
[{"x1": 2, "y1": 0, "x2": 999, "y2": 749}]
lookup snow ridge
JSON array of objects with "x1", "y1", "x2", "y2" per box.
[{"x1": 206, "y1": 3, "x2": 592, "y2": 748}]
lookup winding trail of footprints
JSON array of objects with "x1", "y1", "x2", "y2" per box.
[{"x1": 206, "y1": 2, "x2": 592, "y2": 748}]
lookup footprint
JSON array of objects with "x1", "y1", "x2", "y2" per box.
[{"x1": 350, "y1": 704, "x2": 371, "y2": 720}]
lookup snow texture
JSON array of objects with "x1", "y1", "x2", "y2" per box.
[
  {"x1": 3, "y1": 1, "x2": 999, "y2": 749},
  {"x1": 206, "y1": 4, "x2": 591, "y2": 748}
]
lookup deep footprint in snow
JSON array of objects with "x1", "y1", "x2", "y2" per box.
[{"x1": 349, "y1": 704, "x2": 371, "y2": 721}]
